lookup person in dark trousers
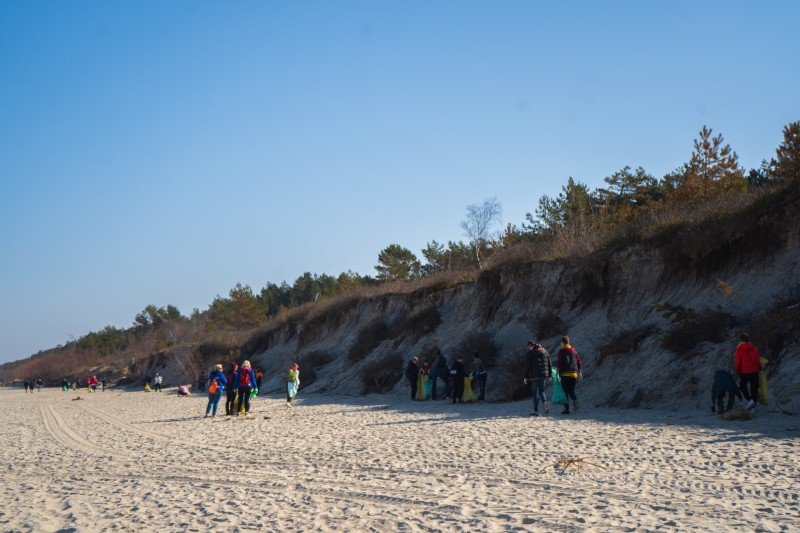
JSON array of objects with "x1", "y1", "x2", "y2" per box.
[
  {"x1": 735, "y1": 333, "x2": 762, "y2": 410},
  {"x1": 36, "y1": 378, "x2": 43, "y2": 392},
  {"x1": 471, "y1": 353, "x2": 487, "y2": 401},
  {"x1": 556, "y1": 336, "x2": 582, "y2": 415},
  {"x1": 711, "y1": 369, "x2": 742, "y2": 414},
  {"x1": 429, "y1": 350, "x2": 450, "y2": 400},
  {"x1": 450, "y1": 355, "x2": 466, "y2": 404},
  {"x1": 224, "y1": 363, "x2": 239, "y2": 416},
  {"x1": 524, "y1": 340, "x2": 552, "y2": 416},
  {"x1": 197, "y1": 374, "x2": 207, "y2": 393},
  {"x1": 234, "y1": 361, "x2": 257, "y2": 415},
  {"x1": 23, "y1": 380, "x2": 29, "y2": 393},
  {"x1": 101, "y1": 378, "x2": 106, "y2": 392},
  {"x1": 255, "y1": 368, "x2": 264, "y2": 395},
  {"x1": 406, "y1": 357, "x2": 420, "y2": 400},
  {"x1": 205, "y1": 364, "x2": 227, "y2": 418}
]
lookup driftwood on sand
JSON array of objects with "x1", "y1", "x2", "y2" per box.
[{"x1": 543, "y1": 456, "x2": 607, "y2": 474}]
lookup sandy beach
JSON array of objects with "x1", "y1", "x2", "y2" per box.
[{"x1": 1, "y1": 387, "x2": 798, "y2": 532}]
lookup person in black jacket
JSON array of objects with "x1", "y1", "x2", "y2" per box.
[
  {"x1": 523, "y1": 340, "x2": 551, "y2": 416},
  {"x1": 406, "y1": 357, "x2": 420, "y2": 400},
  {"x1": 450, "y1": 355, "x2": 466, "y2": 404},
  {"x1": 429, "y1": 350, "x2": 450, "y2": 400},
  {"x1": 711, "y1": 369, "x2": 743, "y2": 414}
]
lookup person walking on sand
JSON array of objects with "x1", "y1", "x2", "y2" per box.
[
  {"x1": 225, "y1": 363, "x2": 238, "y2": 416},
  {"x1": 234, "y1": 360, "x2": 257, "y2": 416},
  {"x1": 450, "y1": 355, "x2": 466, "y2": 404},
  {"x1": 471, "y1": 353, "x2": 487, "y2": 401},
  {"x1": 197, "y1": 373, "x2": 207, "y2": 393},
  {"x1": 101, "y1": 377, "x2": 106, "y2": 392},
  {"x1": 406, "y1": 357, "x2": 420, "y2": 400},
  {"x1": 154, "y1": 373, "x2": 163, "y2": 392},
  {"x1": 205, "y1": 364, "x2": 227, "y2": 418},
  {"x1": 556, "y1": 336, "x2": 582, "y2": 415},
  {"x1": 429, "y1": 349, "x2": 450, "y2": 400},
  {"x1": 524, "y1": 339, "x2": 552, "y2": 416},
  {"x1": 23, "y1": 380, "x2": 29, "y2": 393},
  {"x1": 36, "y1": 378, "x2": 43, "y2": 392},
  {"x1": 735, "y1": 333, "x2": 762, "y2": 410},
  {"x1": 286, "y1": 364, "x2": 301, "y2": 407}
]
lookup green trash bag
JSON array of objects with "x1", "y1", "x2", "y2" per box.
[{"x1": 550, "y1": 369, "x2": 567, "y2": 405}]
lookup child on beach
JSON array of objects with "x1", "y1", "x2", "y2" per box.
[{"x1": 286, "y1": 363, "x2": 301, "y2": 407}]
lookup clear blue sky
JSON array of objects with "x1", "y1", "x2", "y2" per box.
[{"x1": 1, "y1": 1, "x2": 798, "y2": 363}]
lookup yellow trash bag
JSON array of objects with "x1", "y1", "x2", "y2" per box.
[
  {"x1": 758, "y1": 357, "x2": 769, "y2": 406},
  {"x1": 462, "y1": 377, "x2": 476, "y2": 403},
  {"x1": 144, "y1": 383, "x2": 152, "y2": 392},
  {"x1": 415, "y1": 374, "x2": 429, "y2": 400}
]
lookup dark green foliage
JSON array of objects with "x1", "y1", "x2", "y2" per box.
[
  {"x1": 375, "y1": 244, "x2": 421, "y2": 281},
  {"x1": 454, "y1": 331, "x2": 499, "y2": 370},
  {"x1": 597, "y1": 324, "x2": 657, "y2": 367},
  {"x1": 348, "y1": 320, "x2": 390, "y2": 363},
  {"x1": 421, "y1": 240, "x2": 477, "y2": 274},
  {"x1": 770, "y1": 121, "x2": 800, "y2": 183},
  {"x1": 523, "y1": 177, "x2": 598, "y2": 237},
  {"x1": 361, "y1": 354, "x2": 403, "y2": 394}
]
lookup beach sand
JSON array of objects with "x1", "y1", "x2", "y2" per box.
[{"x1": 1, "y1": 387, "x2": 798, "y2": 531}]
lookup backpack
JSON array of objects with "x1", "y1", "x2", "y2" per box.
[
  {"x1": 239, "y1": 369, "x2": 251, "y2": 387},
  {"x1": 208, "y1": 380, "x2": 218, "y2": 394}
]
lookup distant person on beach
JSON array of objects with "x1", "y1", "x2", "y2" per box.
[
  {"x1": 198, "y1": 374, "x2": 207, "y2": 393},
  {"x1": 471, "y1": 353, "x2": 487, "y2": 401},
  {"x1": 406, "y1": 357, "x2": 420, "y2": 400},
  {"x1": 89, "y1": 376, "x2": 98, "y2": 392},
  {"x1": 205, "y1": 364, "x2": 227, "y2": 418},
  {"x1": 23, "y1": 380, "x2": 29, "y2": 393},
  {"x1": 735, "y1": 333, "x2": 762, "y2": 410},
  {"x1": 225, "y1": 363, "x2": 239, "y2": 416},
  {"x1": 101, "y1": 378, "x2": 106, "y2": 391},
  {"x1": 524, "y1": 339, "x2": 552, "y2": 416},
  {"x1": 178, "y1": 384, "x2": 191, "y2": 396},
  {"x1": 36, "y1": 378, "x2": 43, "y2": 392},
  {"x1": 429, "y1": 350, "x2": 450, "y2": 400},
  {"x1": 144, "y1": 375, "x2": 152, "y2": 392},
  {"x1": 450, "y1": 355, "x2": 466, "y2": 404},
  {"x1": 711, "y1": 369, "x2": 742, "y2": 414},
  {"x1": 256, "y1": 368, "x2": 264, "y2": 395},
  {"x1": 286, "y1": 363, "x2": 300, "y2": 406},
  {"x1": 154, "y1": 373, "x2": 163, "y2": 392},
  {"x1": 234, "y1": 361, "x2": 257, "y2": 415},
  {"x1": 62, "y1": 378, "x2": 69, "y2": 392},
  {"x1": 556, "y1": 336, "x2": 582, "y2": 415}
]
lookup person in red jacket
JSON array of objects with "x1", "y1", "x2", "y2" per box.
[{"x1": 734, "y1": 333, "x2": 762, "y2": 410}]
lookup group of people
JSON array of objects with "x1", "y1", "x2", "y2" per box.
[
  {"x1": 201, "y1": 360, "x2": 301, "y2": 418},
  {"x1": 143, "y1": 373, "x2": 163, "y2": 392},
  {"x1": 711, "y1": 333, "x2": 767, "y2": 414},
  {"x1": 406, "y1": 349, "x2": 489, "y2": 404},
  {"x1": 21, "y1": 378, "x2": 43, "y2": 393},
  {"x1": 406, "y1": 336, "x2": 583, "y2": 415}
]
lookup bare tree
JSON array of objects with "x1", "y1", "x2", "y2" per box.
[{"x1": 459, "y1": 196, "x2": 503, "y2": 268}]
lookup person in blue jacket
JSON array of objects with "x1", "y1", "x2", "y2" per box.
[
  {"x1": 205, "y1": 364, "x2": 227, "y2": 418},
  {"x1": 234, "y1": 360, "x2": 258, "y2": 416},
  {"x1": 711, "y1": 369, "x2": 742, "y2": 415}
]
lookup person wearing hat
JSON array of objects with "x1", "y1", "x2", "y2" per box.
[
  {"x1": 205, "y1": 364, "x2": 227, "y2": 418},
  {"x1": 234, "y1": 360, "x2": 257, "y2": 415},
  {"x1": 406, "y1": 357, "x2": 420, "y2": 400},
  {"x1": 286, "y1": 363, "x2": 301, "y2": 407},
  {"x1": 523, "y1": 339, "x2": 551, "y2": 416},
  {"x1": 471, "y1": 352, "x2": 487, "y2": 401}
]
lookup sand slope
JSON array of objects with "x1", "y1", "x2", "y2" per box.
[{"x1": 1, "y1": 387, "x2": 798, "y2": 531}]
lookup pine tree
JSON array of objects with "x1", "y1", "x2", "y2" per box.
[
  {"x1": 375, "y1": 244, "x2": 421, "y2": 281},
  {"x1": 771, "y1": 121, "x2": 800, "y2": 182}
]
